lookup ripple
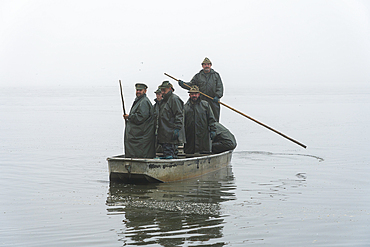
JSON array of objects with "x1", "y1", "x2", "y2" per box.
[{"x1": 235, "y1": 150, "x2": 324, "y2": 162}]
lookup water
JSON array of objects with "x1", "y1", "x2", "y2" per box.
[{"x1": 1, "y1": 85, "x2": 369, "y2": 246}]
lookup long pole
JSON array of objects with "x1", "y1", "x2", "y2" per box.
[
  {"x1": 164, "y1": 73, "x2": 306, "y2": 149},
  {"x1": 119, "y1": 80, "x2": 127, "y2": 123}
]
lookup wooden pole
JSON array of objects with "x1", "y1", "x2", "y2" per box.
[
  {"x1": 119, "y1": 80, "x2": 127, "y2": 123},
  {"x1": 164, "y1": 73, "x2": 307, "y2": 149}
]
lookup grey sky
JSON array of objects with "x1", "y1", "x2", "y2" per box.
[{"x1": 1, "y1": 0, "x2": 369, "y2": 89}]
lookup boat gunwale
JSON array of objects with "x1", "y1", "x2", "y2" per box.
[{"x1": 107, "y1": 150, "x2": 232, "y2": 163}]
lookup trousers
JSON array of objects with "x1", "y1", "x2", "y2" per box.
[{"x1": 161, "y1": 143, "x2": 178, "y2": 158}]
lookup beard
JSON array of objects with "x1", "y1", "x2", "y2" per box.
[
  {"x1": 203, "y1": 67, "x2": 211, "y2": 72},
  {"x1": 191, "y1": 96, "x2": 199, "y2": 102}
]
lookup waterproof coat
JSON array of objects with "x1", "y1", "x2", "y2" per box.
[
  {"x1": 211, "y1": 122, "x2": 237, "y2": 154},
  {"x1": 124, "y1": 94, "x2": 156, "y2": 158},
  {"x1": 184, "y1": 98, "x2": 216, "y2": 154},
  {"x1": 153, "y1": 98, "x2": 163, "y2": 152},
  {"x1": 180, "y1": 69, "x2": 223, "y2": 121},
  {"x1": 153, "y1": 98, "x2": 161, "y2": 135},
  {"x1": 157, "y1": 90, "x2": 185, "y2": 145}
]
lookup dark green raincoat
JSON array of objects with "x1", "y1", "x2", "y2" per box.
[
  {"x1": 157, "y1": 91, "x2": 185, "y2": 145},
  {"x1": 124, "y1": 94, "x2": 156, "y2": 158},
  {"x1": 180, "y1": 69, "x2": 223, "y2": 121},
  {"x1": 153, "y1": 98, "x2": 161, "y2": 135},
  {"x1": 153, "y1": 98, "x2": 163, "y2": 152},
  {"x1": 184, "y1": 98, "x2": 216, "y2": 154},
  {"x1": 211, "y1": 122, "x2": 237, "y2": 154}
]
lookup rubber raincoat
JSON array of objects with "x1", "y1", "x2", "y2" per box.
[
  {"x1": 157, "y1": 91, "x2": 185, "y2": 145},
  {"x1": 184, "y1": 98, "x2": 216, "y2": 154},
  {"x1": 124, "y1": 94, "x2": 156, "y2": 158},
  {"x1": 180, "y1": 69, "x2": 223, "y2": 121},
  {"x1": 211, "y1": 122, "x2": 237, "y2": 154}
]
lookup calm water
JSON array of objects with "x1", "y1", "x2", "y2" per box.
[{"x1": 1, "y1": 85, "x2": 369, "y2": 246}]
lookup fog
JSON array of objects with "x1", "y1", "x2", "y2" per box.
[{"x1": 1, "y1": 0, "x2": 370, "y2": 91}]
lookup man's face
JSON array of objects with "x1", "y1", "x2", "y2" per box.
[
  {"x1": 136, "y1": 88, "x2": 146, "y2": 97},
  {"x1": 190, "y1": 92, "x2": 200, "y2": 102},
  {"x1": 202, "y1": 63, "x2": 212, "y2": 73},
  {"x1": 161, "y1": 87, "x2": 171, "y2": 95},
  {"x1": 156, "y1": 92, "x2": 163, "y2": 101}
]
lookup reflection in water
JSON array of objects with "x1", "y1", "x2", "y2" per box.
[
  {"x1": 106, "y1": 166, "x2": 235, "y2": 246},
  {"x1": 240, "y1": 151, "x2": 324, "y2": 162}
]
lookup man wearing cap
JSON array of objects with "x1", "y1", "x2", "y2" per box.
[
  {"x1": 153, "y1": 86, "x2": 163, "y2": 120},
  {"x1": 178, "y1": 57, "x2": 224, "y2": 122},
  {"x1": 157, "y1": 81, "x2": 185, "y2": 159},
  {"x1": 123, "y1": 83, "x2": 156, "y2": 158},
  {"x1": 184, "y1": 85, "x2": 217, "y2": 154},
  {"x1": 153, "y1": 86, "x2": 163, "y2": 152},
  {"x1": 211, "y1": 122, "x2": 237, "y2": 154}
]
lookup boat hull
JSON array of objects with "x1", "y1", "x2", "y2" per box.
[{"x1": 107, "y1": 151, "x2": 233, "y2": 183}]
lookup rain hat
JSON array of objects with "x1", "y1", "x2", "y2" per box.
[
  {"x1": 188, "y1": 85, "x2": 200, "y2": 93},
  {"x1": 159, "y1": 81, "x2": 174, "y2": 91},
  {"x1": 202, "y1": 57, "x2": 212, "y2": 65}
]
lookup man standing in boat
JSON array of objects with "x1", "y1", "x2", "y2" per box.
[
  {"x1": 178, "y1": 57, "x2": 224, "y2": 122},
  {"x1": 157, "y1": 81, "x2": 185, "y2": 159},
  {"x1": 153, "y1": 86, "x2": 163, "y2": 153},
  {"x1": 153, "y1": 86, "x2": 163, "y2": 127},
  {"x1": 123, "y1": 83, "x2": 156, "y2": 158},
  {"x1": 184, "y1": 85, "x2": 217, "y2": 154},
  {"x1": 211, "y1": 122, "x2": 237, "y2": 154}
]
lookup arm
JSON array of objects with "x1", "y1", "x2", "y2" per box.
[
  {"x1": 215, "y1": 73, "x2": 224, "y2": 98},
  {"x1": 178, "y1": 72, "x2": 199, "y2": 90},
  {"x1": 178, "y1": 80, "x2": 192, "y2": 90},
  {"x1": 206, "y1": 103, "x2": 217, "y2": 139},
  {"x1": 208, "y1": 105, "x2": 217, "y2": 132},
  {"x1": 170, "y1": 97, "x2": 184, "y2": 130},
  {"x1": 128, "y1": 100, "x2": 151, "y2": 125}
]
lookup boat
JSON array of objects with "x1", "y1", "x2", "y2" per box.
[{"x1": 107, "y1": 150, "x2": 233, "y2": 183}]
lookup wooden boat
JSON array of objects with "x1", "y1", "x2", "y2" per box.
[{"x1": 107, "y1": 150, "x2": 233, "y2": 183}]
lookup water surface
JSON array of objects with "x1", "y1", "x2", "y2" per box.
[{"x1": 0, "y1": 85, "x2": 369, "y2": 246}]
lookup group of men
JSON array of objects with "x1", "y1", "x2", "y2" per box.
[{"x1": 124, "y1": 57, "x2": 237, "y2": 159}]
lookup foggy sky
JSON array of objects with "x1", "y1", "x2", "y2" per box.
[{"x1": 1, "y1": 0, "x2": 370, "y2": 90}]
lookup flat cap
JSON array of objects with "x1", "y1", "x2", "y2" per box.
[{"x1": 135, "y1": 83, "x2": 148, "y2": 90}]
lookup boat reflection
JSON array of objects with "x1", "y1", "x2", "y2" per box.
[{"x1": 106, "y1": 166, "x2": 236, "y2": 246}]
